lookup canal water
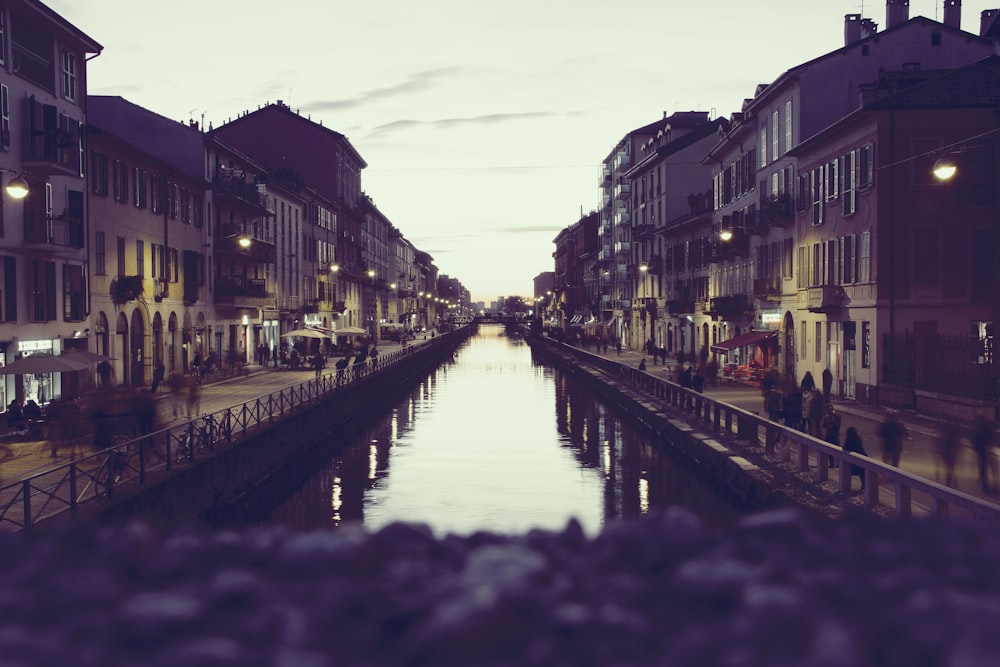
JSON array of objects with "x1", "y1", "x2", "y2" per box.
[{"x1": 233, "y1": 324, "x2": 747, "y2": 536}]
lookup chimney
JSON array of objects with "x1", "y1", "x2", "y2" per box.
[
  {"x1": 943, "y1": 0, "x2": 961, "y2": 29},
  {"x1": 861, "y1": 18, "x2": 879, "y2": 39},
  {"x1": 845, "y1": 14, "x2": 862, "y2": 45},
  {"x1": 886, "y1": 0, "x2": 910, "y2": 29}
]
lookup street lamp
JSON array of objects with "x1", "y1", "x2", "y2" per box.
[
  {"x1": 238, "y1": 235, "x2": 252, "y2": 249},
  {"x1": 932, "y1": 156, "x2": 958, "y2": 181},
  {"x1": 5, "y1": 174, "x2": 29, "y2": 199}
]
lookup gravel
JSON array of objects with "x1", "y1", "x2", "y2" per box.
[{"x1": 1, "y1": 507, "x2": 998, "y2": 666}]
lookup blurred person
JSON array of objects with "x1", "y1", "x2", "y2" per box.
[
  {"x1": 937, "y1": 421, "x2": 961, "y2": 488},
  {"x1": 878, "y1": 410, "x2": 908, "y2": 467},
  {"x1": 185, "y1": 374, "x2": 201, "y2": 418},
  {"x1": 821, "y1": 403, "x2": 842, "y2": 468},
  {"x1": 843, "y1": 426, "x2": 868, "y2": 490},
  {"x1": 972, "y1": 415, "x2": 997, "y2": 492}
]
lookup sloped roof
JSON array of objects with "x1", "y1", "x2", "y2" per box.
[{"x1": 866, "y1": 55, "x2": 1000, "y2": 109}]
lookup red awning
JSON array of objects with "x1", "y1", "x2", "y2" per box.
[{"x1": 711, "y1": 330, "x2": 776, "y2": 354}]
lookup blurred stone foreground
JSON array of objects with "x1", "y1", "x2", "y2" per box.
[{"x1": 1, "y1": 509, "x2": 999, "y2": 667}]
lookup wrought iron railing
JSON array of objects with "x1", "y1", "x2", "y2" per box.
[{"x1": 0, "y1": 335, "x2": 455, "y2": 531}]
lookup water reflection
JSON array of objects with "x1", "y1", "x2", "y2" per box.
[{"x1": 245, "y1": 325, "x2": 746, "y2": 535}]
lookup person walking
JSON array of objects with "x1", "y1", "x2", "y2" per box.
[
  {"x1": 972, "y1": 415, "x2": 997, "y2": 492},
  {"x1": 638, "y1": 358, "x2": 647, "y2": 371},
  {"x1": 822, "y1": 367, "x2": 833, "y2": 401},
  {"x1": 821, "y1": 403, "x2": 842, "y2": 468},
  {"x1": 878, "y1": 410, "x2": 907, "y2": 467},
  {"x1": 937, "y1": 422, "x2": 961, "y2": 488},
  {"x1": 843, "y1": 426, "x2": 868, "y2": 490},
  {"x1": 800, "y1": 370, "x2": 816, "y2": 394},
  {"x1": 151, "y1": 358, "x2": 165, "y2": 393}
]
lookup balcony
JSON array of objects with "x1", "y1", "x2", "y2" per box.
[
  {"x1": 214, "y1": 276, "x2": 273, "y2": 308},
  {"x1": 614, "y1": 182, "x2": 630, "y2": 200},
  {"x1": 807, "y1": 285, "x2": 848, "y2": 313},
  {"x1": 760, "y1": 193, "x2": 794, "y2": 228},
  {"x1": 666, "y1": 299, "x2": 695, "y2": 315},
  {"x1": 706, "y1": 293, "x2": 752, "y2": 320},
  {"x1": 213, "y1": 173, "x2": 270, "y2": 214},
  {"x1": 713, "y1": 230, "x2": 749, "y2": 260},
  {"x1": 753, "y1": 277, "x2": 782, "y2": 299},
  {"x1": 23, "y1": 214, "x2": 84, "y2": 252}
]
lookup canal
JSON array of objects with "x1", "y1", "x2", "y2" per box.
[{"x1": 221, "y1": 324, "x2": 748, "y2": 535}]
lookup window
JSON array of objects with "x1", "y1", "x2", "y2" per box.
[
  {"x1": 61, "y1": 50, "x2": 77, "y2": 102},
  {"x1": 826, "y1": 159, "x2": 839, "y2": 200},
  {"x1": 858, "y1": 231, "x2": 871, "y2": 283},
  {"x1": 150, "y1": 176, "x2": 161, "y2": 214},
  {"x1": 771, "y1": 110, "x2": 779, "y2": 160},
  {"x1": 116, "y1": 235, "x2": 125, "y2": 278},
  {"x1": 180, "y1": 188, "x2": 191, "y2": 223},
  {"x1": 784, "y1": 100, "x2": 792, "y2": 152},
  {"x1": 843, "y1": 234, "x2": 856, "y2": 284},
  {"x1": 841, "y1": 151, "x2": 856, "y2": 215},
  {"x1": 136, "y1": 240, "x2": 144, "y2": 277},
  {"x1": 90, "y1": 151, "x2": 108, "y2": 196},
  {"x1": 63, "y1": 264, "x2": 84, "y2": 321},
  {"x1": 133, "y1": 168, "x2": 148, "y2": 209},
  {"x1": 801, "y1": 322, "x2": 807, "y2": 360},
  {"x1": 760, "y1": 125, "x2": 767, "y2": 168},
  {"x1": 815, "y1": 321, "x2": 822, "y2": 362},
  {"x1": 30, "y1": 260, "x2": 55, "y2": 322},
  {"x1": 0, "y1": 11, "x2": 6, "y2": 66},
  {"x1": 169, "y1": 247, "x2": 179, "y2": 282},
  {"x1": 168, "y1": 183, "x2": 178, "y2": 219},
  {"x1": 95, "y1": 231, "x2": 106, "y2": 275},
  {"x1": 0, "y1": 84, "x2": 9, "y2": 151},
  {"x1": 112, "y1": 160, "x2": 128, "y2": 203},
  {"x1": 858, "y1": 143, "x2": 873, "y2": 189},
  {"x1": 811, "y1": 166, "x2": 824, "y2": 225},
  {"x1": 861, "y1": 322, "x2": 871, "y2": 368}
]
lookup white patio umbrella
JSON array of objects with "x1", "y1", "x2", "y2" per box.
[
  {"x1": 0, "y1": 353, "x2": 90, "y2": 375},
  {"x1": 335, "y1": 326, "x2": 368, "y2": 335},
  {"x1": 281, "y1": 328, "x2": 331, "y2": 339}
]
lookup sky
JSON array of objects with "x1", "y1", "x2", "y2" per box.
[{"x1": 44, "y1": 0, "x2": 1000, "y2": 303}]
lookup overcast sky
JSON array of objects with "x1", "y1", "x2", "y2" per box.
[{"x1": 46, "y1": 0, "x2": 998, "y2": 303}]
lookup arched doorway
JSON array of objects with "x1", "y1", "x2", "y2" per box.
[
  {"x1": 130, "y1": 308, "x2": 146, "y2": 387},
  {"x1": 152, "y1": 312, "x2": 163, "y2": 368},
  {"x1": 168, "y1": 312, "x2": 179, "y2": 374},
  {"x1": 116, "y1": 312, "x2": 129, "y2": 386},
  {"x1": 95, "y1": 312, "x2": 110, "y2": 358},
  {"x1": 782, "y1": 312, "x2": 796, "y2": 383}
]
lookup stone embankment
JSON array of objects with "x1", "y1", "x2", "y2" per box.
[{"x1": 2, "y1": 508, "x2": 998, "y2": 666}]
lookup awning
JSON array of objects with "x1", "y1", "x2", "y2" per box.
[{"x1": 711, "y1": 330, "x2": 777, "y2": 354}]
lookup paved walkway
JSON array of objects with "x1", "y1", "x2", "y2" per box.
[
  {"x1": 0, "y1": 338, "x2": 424, "y2": 486},
  {"x1": 594, "y1": 344, "x2": 1000, "y2": 506}
]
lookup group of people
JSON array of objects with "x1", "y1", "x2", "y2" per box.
[{"x1": 764, "y1": 370, "x2": 869, "y2": 489}]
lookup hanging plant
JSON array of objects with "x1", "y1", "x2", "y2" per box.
[{"x1": 110, "y1": 275, "x2": 144, "y2": 304}]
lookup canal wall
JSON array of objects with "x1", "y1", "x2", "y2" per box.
[
  {"x1": 85, "y1": 329, "x2": 472, "y2": 526},
  {"x1": 526, "y1": 333, "x2": 836, "y2": 517}
]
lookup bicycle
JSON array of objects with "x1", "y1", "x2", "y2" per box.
[{"x1": 105, "y1": 433, "x2": 132, "y2": 498}]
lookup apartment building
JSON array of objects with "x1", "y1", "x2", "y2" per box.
[
  {"x1": 87, "y1": 97, "x2": 209, "y2": 384},
  {"x1": 0, "y1": 1, "x2": 100, "y2": 406},
  {"x1": 703, "y1": 2, "x2": 999, "y2": 397}
]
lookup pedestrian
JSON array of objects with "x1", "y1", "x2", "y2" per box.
[
  {"x1": 843, "y1": 425, "x2": 868, "y2": 490},
  {"x1": 800, "y1": 371, "x2": 816, "y2": 394},
  {"x1": 878, "y1": 410, "x2": 907, "y2": 467},
  {"x1": 185, "y1": 374, "x2": 201, "y2": 418},
  {"x1": 781, "y1": 384, "x2": 803, "y2": 431},
  {"x1": 151, "y1": 358, "x2": 165, "y2": 393},
  {"x1": 822, "y1": 367, "x2": 833, "y2": 400},
  {"x1": 801, "y1": 388, "x2": 815, "y2": 435},
  {"x1": 166, "y1": 371, "x2": 184, "y2": 418},
  {"x1": 821, "y1": 403, "x2": 841, "y2": 468},
  {"x1": 615, "y1": 340, "x2": 621, "y2": 356},
  {"x1": 764, "y1": 384, "x2": 783, "y2": 422},
  {"x1": 96, "y1": 360, "x2": 113, "y2": 388},
  {"x1": 807, "y1": 388, "x2": 826, "y2": 438},
  {"x1": 312, "y1": 351, "x2": 325, "y2": 378},
  {"x1": 937, "y1": 422, "x2": 960, "y2": 488},
  {"x1": 638, "y1": 358, "x2": 647, "y2": 371},
  {"x1": 692, "y1": 367, "x2": 705, "y2": 393},
  {"x1": 972, "y1": 415, "x2": 997, "y2": 492}
]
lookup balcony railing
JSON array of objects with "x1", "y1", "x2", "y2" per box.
[
  {"x1": 24, "y1": 215, "x2": 84, "y2": 250},
  {"x1": 214, "y1": 276, "x2": 273, "y2": 307},
  {"x1": 213, "y1": 175, "x2": 269, "y2": 213},
  {"x1": 753, "y1": 277, "x2": 782, "y2": 299},
  {"x1": 707, "y1": 293, "x2": 752, "y2": 319},
  {"x1": 761, "y1": 193, "x2": 794, "y2": 227}
]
